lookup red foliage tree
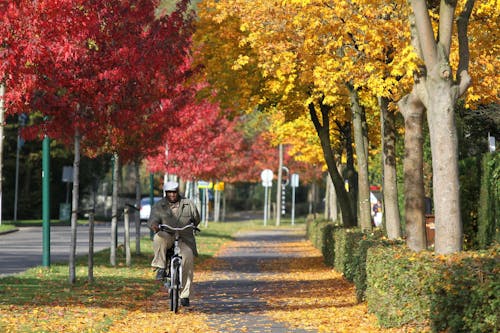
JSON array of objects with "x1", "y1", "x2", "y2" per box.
[{"x1": 1, "y1": 0, "x2": 194, "y2": 160}]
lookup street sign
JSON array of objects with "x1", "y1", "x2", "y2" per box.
[
  {"x1": 62, "y1": 166, "x2": 73, "y2": 183},
  {"x1": 198, "y1": 181, "x2": 211, "y2": 189},
  {"x1": 291, "y1": 173, "x2": 299, "y2": 187},
  {"x1": 260, "y1": 169, "x2": 273, "y2": 187},
  {"x1": 214, "y1": 182, "x2": 224, "y2": 191}
]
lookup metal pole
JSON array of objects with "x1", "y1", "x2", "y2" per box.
[
  {"x1": 42, "y1": 135, "x2": 51, "y2": 267},
  {"x1": 88, "y1": 211, "x2": 95, "y2": 283},
  {"x1": 263, "y1": 186, "x2": 268, "y2": 226},
  {"x1": 291, "y1": 186, "x2": 296, "y2": 225}
]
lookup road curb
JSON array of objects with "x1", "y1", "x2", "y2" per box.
[{"x1": 0, "y1": 228, "x2": 19, "y2": 236}]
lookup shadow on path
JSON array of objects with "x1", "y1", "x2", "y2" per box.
[{"x1": 193, "y1": 228, "x2": 318, "y2": 333}]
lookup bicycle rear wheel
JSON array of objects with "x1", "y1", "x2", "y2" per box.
[{"x1": 170, "y1": 264, "x2": 180, "y2": 313}]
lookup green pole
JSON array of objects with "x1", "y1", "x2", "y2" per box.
[
  {"x1": 149, "y1": 173, "x2": 154, "y2": 240},
  {"x1": 42, "y1": 135, "x2": 50, "y2": 267}
]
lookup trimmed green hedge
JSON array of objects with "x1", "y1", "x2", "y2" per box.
[
  {"x1": 352, "y1": 233, "x2": 403, "y2": 302},
  {"x1": 333, "y1": 228, "x2": 364, "y2": 281},
  {"x1": 307, "y1": 219, "x2": 499, "y2": 331},
  {"x1": 306, "y1": 217, "x2": 392, "y2": 302},
  {"x1": 477, "y1": 152, "x2": 500, "y2": 248},
  {"x1": 366, "y1": 245, "x2": 500, "y2": 332},
  {"x1": 322, "y1": 223, "x2": 336, "y2": 266}
]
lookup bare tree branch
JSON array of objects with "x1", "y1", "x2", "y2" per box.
[
  {"x1": 456, "y1": 0, "x2": 475, "y2": 92},
  {"x1": 410, "y1": 0, "x2": 437, "y2": 68},
  {"x1": 438, "y1": 0, "x2": 457, "y2": 56}
]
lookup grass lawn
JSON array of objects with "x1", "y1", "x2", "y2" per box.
[
  {"x1": 2, "y1": 219, "x2": 89, "y2": 227},
  {"x1": 0, "y1": 224, "x2": 16, "y2": 233},
  {"x1": 0, "y1": 218, "x2": 306, "y2": 332}
]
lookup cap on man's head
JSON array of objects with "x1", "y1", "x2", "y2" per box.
[{"x1": 163, "y1": 181, "x2": 179, "y2": 192}]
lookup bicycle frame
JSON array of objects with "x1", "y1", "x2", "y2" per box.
[{"x1": 158, "y1": 223, "x2": 198, "y2": 312}]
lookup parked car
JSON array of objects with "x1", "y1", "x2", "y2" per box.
[{"x1": 140, "y1": 196, "x2": 162, "y2": 221}]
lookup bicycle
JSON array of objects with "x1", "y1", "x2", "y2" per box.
[{"x1": 158, "y1": 223, "x2": 199, "y2": 313}]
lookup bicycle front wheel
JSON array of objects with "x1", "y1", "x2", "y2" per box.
[{"x1": 170, "y1": 265, "x2": 180, "y2": 313}]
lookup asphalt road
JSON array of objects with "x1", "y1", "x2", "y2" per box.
[{"x1": 0, "y1": 223, "x2": 151, "y2": 276}]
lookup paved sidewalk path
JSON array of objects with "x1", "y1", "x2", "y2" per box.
[{"x1": 194, "y1": 228, "x2": 317, "y2": 333}]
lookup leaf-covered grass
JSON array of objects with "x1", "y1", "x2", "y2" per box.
[
  {"x1": 0, "y1": 220, "x2": 265, "y2": 332},
  {"x1": 3, "y1": 218, "x2": 404, "y2": 333},
  {"x1": 0, "y1": 225, "x2": 16, "y2": 233}
]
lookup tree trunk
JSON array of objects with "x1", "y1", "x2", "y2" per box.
[
  {"x1": 324, "y1": 174, "x2": 338, "y2": 221},
  {"x1": 399, "y1": 92, "x2": 427, "y2": 251},
  {"x1": 69, "y1": 131, "x2": 81, "y2": 283},
  {"x1": 349, "y1": 85, "x2": 372, "y2": 231},
  {"x1": 379, "y1": 97, "x2": 402, "y2": 239},
  {"x1": 276, "y1": 143, "x2": 283, "y2": 226},
  {"x1": 110, "y1": 153, "x2": 119, "y2": 266},
  {"x1": 0, "y1": 84, "x2": 4, "y2": 226},
  {"x1": 409, "y1": 0, "x2": 474, "y2": 253},
  {"x1": 339, "y1": 121, "x2": 358, "y2": 222},
  {"x1": 134, "y1": 160, "x2": 141, "y2": 255},
  {"x1": 426, "y1": 72, "x2": 463, "y2": 253},
  {"x1": 309, "y1": 102, "x2": 356, "y2": 227}
]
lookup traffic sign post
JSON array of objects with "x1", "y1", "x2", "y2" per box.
[
  {"x1": 198, "y1": 181, "x2": 211, "y2": 227},
  {"x1": 281, "y1": 167, "x2": 289, "y2": 216},
  {"x1": 260, "y1": 169, "x2": 273, "y2": 226},
  {"x1": 291, "y1": 173, "x2": 299, "y2": 225}
]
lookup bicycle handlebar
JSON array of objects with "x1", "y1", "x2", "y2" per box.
[{"x1": 159, "y1": 223, "x2": 200, "y2": 233}]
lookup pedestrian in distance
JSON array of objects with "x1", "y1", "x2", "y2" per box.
[
  {"x1": 147, "y1": 181, "x2": 201, "y2": 307},
  {"x1": 373, "y1": 200, "x2": 383, "y2": 227}
]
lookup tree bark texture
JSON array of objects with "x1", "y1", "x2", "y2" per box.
[
  {"x1": 134, "y1": 160, "x2": 141, "y2": 255},
  {"x1": 276, "y1": 143, "x2": 283, "y2": 226},
  {"x1": 349, "y1": 85, "x2": 372, "y2": 231},
  {"x1": 426, "y1": 66, "x2": 463, "y2": 253},
  {"x1": 399, "y1": 93, "x2": 427, "y2": 251},
  {"x1": 309, "y1": 102, "x2": 356, "y2": 227},
  {"x1": 380, "y1": 97, "x2": 402, "y2": 239},
  {"x1": 0, "y1": 84, "x2": 4, "y2": 226},
  {"x1": 110, "y1": 153, "x2": 119, "y2": 266},
  {"x1": 409, "y1": 0, "x2": 473, "y2": 253},
  {"x1": 69, "y1": 132, "x2": 81, "y2": 283},
  {"x1": 324, "y1": 174, "x2": 338, "y2": 221}
]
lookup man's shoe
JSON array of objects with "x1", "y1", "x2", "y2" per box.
[
  {"x1": 155, "y1": 268, "x2": 166, "y2": 281},
  {"x1": 180, "y1": 298, "x2": 190, "y2": 307}
]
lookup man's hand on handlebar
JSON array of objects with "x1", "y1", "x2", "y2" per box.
[{"x1": 158, "y1": 224, "x2": 200, "y2": 234}]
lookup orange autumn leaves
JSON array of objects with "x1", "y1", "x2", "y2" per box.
[{"x1": 1, "y1": 228, "x2": 420, "y2": 332}]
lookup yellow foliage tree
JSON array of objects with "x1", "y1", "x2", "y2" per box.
[
  {"x1": 194, "y1": 0, "x2": 415, "y2": 228},
  {"x1": 401, "y1": 0, "x2": 499, "y2": 254}
]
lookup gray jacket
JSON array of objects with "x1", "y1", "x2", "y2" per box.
[{"x1": 147, "y1": 196, "x2": 201, "y2": 256}]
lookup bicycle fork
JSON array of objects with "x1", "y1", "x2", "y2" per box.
[{"x1": 165, "y1": 256, "x2": 183, "y2": 290}]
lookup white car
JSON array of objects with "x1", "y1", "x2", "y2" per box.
[{"x1": 139, "y1": 196, "x2": 162, "y2": 221}]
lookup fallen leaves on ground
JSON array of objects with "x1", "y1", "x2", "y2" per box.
[
  {"x1": 1, "y1": 227, "x2": 424, "y2": 332},
  {"x1": 253, "y1": 238, "x2": 415, "y2": 332}
]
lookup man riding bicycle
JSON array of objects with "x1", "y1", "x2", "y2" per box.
[{"x1": 147, "y1": 181, "x2": 201, "y2": 307}]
